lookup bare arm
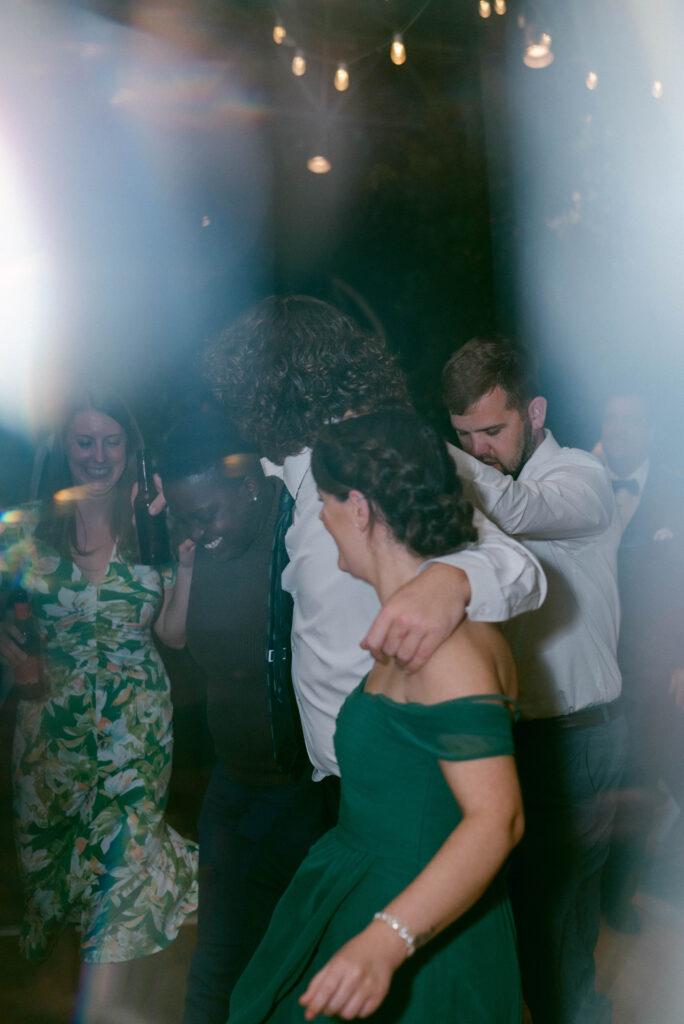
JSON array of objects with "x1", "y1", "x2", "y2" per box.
[
  {"x1": 153, "y1": 540, "x2": 195, "y2": 649},
  {"x1": 131, "y1": 477, "x2": 194, "y2": 649},
  {"x1": 300, "y1": 750, "x2": 523, "y2": 1020}
]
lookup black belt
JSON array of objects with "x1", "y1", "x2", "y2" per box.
[{"x1": 518, "y1": 698, "x2": 623, "y2": 732}]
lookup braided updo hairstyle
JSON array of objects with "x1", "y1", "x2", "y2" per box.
[{"x1": 311, "y1": 410, "x2": 477, "y2": 558}]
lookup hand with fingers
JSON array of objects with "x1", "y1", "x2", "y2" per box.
[
  {"x1": 0, "y1": 617, "x2": 30, "y2": 671},
  {"x1": 299, "y1": 922, "x2": 407, "y2": 1020},
  {"x1": 0, "y1": 614, "x2": 50, "y2": 692},
  {"x1": 130, "y1": 474, "x2": 167, "y2": 519},
  {"x1": 361, "y1": 563, "x2": 471, "y2": 673}
]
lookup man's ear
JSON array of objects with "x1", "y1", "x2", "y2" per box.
[
  {"x1": 348, "y1": 489, "x2": 370, "y2": 531},
  {"x1": 527, "y1": 396, "x2": 547, "y2": 430}
]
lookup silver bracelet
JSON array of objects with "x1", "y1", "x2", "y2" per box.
[{"x1": 373, "y1": 912, "x2": 416, "y2": 957}]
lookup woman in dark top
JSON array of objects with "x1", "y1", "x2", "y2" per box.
[{"x1": 158, "y1": 410, "x2": 307, "y2": 1024}]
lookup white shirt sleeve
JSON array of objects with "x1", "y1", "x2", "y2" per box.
[
  {"x1": 448, "y1": 441, "x2": 615, "y2": 541},
  {"x1": 427, "y1": 508, "x2": 547, "y2": 622}
]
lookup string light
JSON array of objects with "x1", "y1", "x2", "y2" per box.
[
  {"x1": 652, "y1": 80, "x2": 663, "y2": 98},
  {"x1": 273, "y1": 21, "x2": 286, "y2": 45},
  {"x1": 292, "y1": 50, "x2": 306, "y2": 76},
  {"x1": 585, "y1": 71, "x2": 598, "y2": 90},
  {"x1": 334, "y1": 63, "x2": 349, "y2": 92},
  {"x1": 390, "y1": 34, "x2": 406, "y2": 66},
  {"x1": 307, "y1": 155, "x2": 331, "y2": 174},
  {"x1": 523, "y1": 32, "x2": 554, "y2": 69},
  {"x1": 494, "y1": 0, "x2": 506, "y2": 14},
  {"x1": 479, "y1": 1, "x2": 492, "y2": 18}
]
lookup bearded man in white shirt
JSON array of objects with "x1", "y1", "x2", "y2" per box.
[
  {"x1": 443, "y1": 335, "x2": 627, "y2": 1024},
  {"x1": 200, "y1": 297, "x2": 545, "y2": 992}
]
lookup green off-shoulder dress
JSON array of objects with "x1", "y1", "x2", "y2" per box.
[
  {"x1": 228, "y1": 683, "x2": 522, "y2": 1023},
  {"x1": 2, "y1": 506, "x2": 198, "y2": 963}
]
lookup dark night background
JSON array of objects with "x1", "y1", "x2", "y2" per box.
[{"x1": 1, "y1": 0, "x2": 683, "y2": 501}]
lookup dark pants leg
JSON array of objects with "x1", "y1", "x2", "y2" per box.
[
  {"x1": 182, "y1": 763, "x2": 301, "y2": 1024},
  {"x1": 510, "y1": 713, "x2": 628, "y2": 1024},
  {"x1": 239, "y1": 774, "x2": 341, "y2": 971},
  {"x1": 602, "y1": 693, "x2": 682, "y2": 914}
]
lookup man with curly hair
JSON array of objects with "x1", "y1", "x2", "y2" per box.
[
  {"x1": 195, "y1": 296, "x2": 545, "y2": 1012},
  {"x1": 203, "y1": 297, "x2": 544, "y2": 764}
]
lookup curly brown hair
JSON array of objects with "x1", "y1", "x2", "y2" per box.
[
  {"x1": 201, "y1": 295, "x2": 410, "y2": 464},
  {"x1": 312, "y1": 409, "x2": 477, "y2": 558}
]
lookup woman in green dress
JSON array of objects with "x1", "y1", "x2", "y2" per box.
[
  {"x1": 0, "y1": 391, "x2": 198, "y2": 966},
  {"x1": 229, "y1": 409, "x2": 524, "y2": 1023}
]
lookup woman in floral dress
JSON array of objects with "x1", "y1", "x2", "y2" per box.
[{"x1": 0, "y1": 391, "x2": 198, "y2": 965}]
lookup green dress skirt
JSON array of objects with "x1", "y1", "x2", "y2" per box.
[
  {"x1": 2, "y1": 506, "x2": 198, "y2": 963},
  {"x1": 228, "y1": 685, "x2": 522, "y2": 1023}
]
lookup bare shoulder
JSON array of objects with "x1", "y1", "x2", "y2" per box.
[{"x1": 414, "y1": 619, "x2": 517, "y2": 705}]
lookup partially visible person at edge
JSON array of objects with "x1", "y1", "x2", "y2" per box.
[
  {"x1": 229, "y1": 408, "x2": 524, "y2": 1023},
  {"x1": 0, "y1": 390, "x2": 198, "y2": 976},
  {"x1": 156, "y1": 410, "x2": 309, "y2": 1024},
  {"x1": 595, "y1": 389, "x2": 684, "y2": 934},
  {"x1": 192, "y1": 295, "x2": 544, "y2": 994},
  {"x1": 443, "y1": 334, "x2": 626, "y2": 1024}
]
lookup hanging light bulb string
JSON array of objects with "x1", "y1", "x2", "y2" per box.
[{"x1": 271, "y1": 0, "x2": 436, "y2": 81}]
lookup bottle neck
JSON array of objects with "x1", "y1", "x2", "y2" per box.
[{"x1": 137, "y1": 450, "x2": 153, "y2": 497}]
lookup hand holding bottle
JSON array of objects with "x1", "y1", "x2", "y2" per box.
[
  {"x1": 134, "y1": 450, "x2": 171, "y2": 565},
  {"x1": 130, "y1": 463, "x2": 195, "y2": 569},
  {"x1": 0, "y1": 592, "x2": 49, "y2": 698}
]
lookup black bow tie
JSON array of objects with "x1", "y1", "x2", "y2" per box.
[{"x1": 612, "y1": 478, "x2": 639, "y2": 497}]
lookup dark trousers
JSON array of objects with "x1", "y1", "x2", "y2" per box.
[
  {"x1": 510, "y1": 710, "x2": 628, "y2": 1024},
  {"x1": 182, "y1": 765, "x2": 340, "y2": 1024},
  {"x1": 602, "y1": 692, "x2": 684, "y2": 912},
  {"x1": 182, "y1": 764, "x2": 301, "y2": 1024},
  {"x1": 239, "y1": 773, "x2": 341, "y2": 969}
]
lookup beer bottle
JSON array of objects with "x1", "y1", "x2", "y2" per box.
[
  {"x1": 13, "y1": 589, "x2": 47, "y2": 700},
  {"x1": 134, "y1": 449, "x2": 171, "y2": 565}
]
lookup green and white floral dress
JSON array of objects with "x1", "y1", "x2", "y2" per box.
[{"x1": 1, "y1": 505, "x2": 198, "y2": 963}]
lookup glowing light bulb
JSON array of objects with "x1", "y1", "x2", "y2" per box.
[
  {"x1": 479, "y1": 0, "x2": 492, "y2": 18},
  {"x1": 586, "y1": 71, "x2": 598, "y2": 90},
  {"x1": 652, "y1": 80, "x2": 663, "y2": 99},
  {"x1": 307, "y1": 155, "x2": 331, "y2": 174},
  {"x1": 334, "y1": 63, "x2": 349, "y2": 92},
  {"x1": 390, "y1": 34, "x2": 406, "y2": 66},
  {"x1": 523, "y1": 32, "x2": 554, "y2": 69},
  {"x1": 273, "y1": 22, "x2": 286, "y2": 45},
  {"x1": 494, "y1": 0, "x2": 506, "y2": 13},
  {"x1": 292, "y1": 50, "x2": 306, "y2": 77}
]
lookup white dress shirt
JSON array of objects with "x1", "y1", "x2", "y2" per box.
[
  {"x1": 264, "y1": 449, "x2": 546, "y2": 776},
  {"x1": 449, "y1": 431, "x2": 622, "y2": 720}
]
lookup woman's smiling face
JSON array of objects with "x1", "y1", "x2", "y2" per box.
[
  {"x1": 165, "y1": 466, "x2": 262, "y2": 562},
  {"x1": 65, "y1": 409, "x2": 128, "y2": 497}
]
